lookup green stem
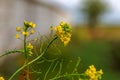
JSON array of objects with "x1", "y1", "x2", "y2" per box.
[
  {"x1": 0, "y1": 50, "x2": 24, "y2": 57},
  {"x1": 44, "y1": 61, "x2": 54, "y2": 80},
  {"x1": 24, "y1": 35, "x2": 27, "y2": 59},
  {"x1": 72, "y1": 57, "x2": 80, "y2": 73},
  {"x1": 56, "y1": 59, "x2": 63, "y2": 77},
  {"x1": 50, "y1": 74, "x2": 85, "y2": 80},
  {"x1": 8, "y1": 36, "x2": 58, "y2": 80},
  {"x1": 24, "y1": 35, "x2": 30, "y2": 80}
]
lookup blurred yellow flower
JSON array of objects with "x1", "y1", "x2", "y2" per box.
[
  {"x1": 61, "y1": 36, "x2": 70, "y2": 46},
  {"x1": 15, "y1": 34, "x2": 20, "y2": 39},
  {"x1": 0, "y1": 76, "x2": 5, "y2": 80},
  {"x1": 16, "y1": 27, "x2": 21, "y2": 32},
  {"x1": 27, "y1": 43, "x2": 33, "y2": 56},
  {"x1": 89, "y1": 65, "x2": 96, "y2": 73},
  {"x1": 29, "y1": 22, "x2": 36, "y2": 28},
  {"x1": 22, "y1": 31, "x2": 28, "y2": 36},
  {"x1": 27, "y1": 43, "x2": 33, "y2": 50},
  {"x1": 98, "y1": 69, "x2": 103, "y2": 75},
  {"x1": 28, "y1": 51, "x2": 33, "y2": 56},
  {"x1": 56, "y1": 26, "x2": 63, "y2": 36}
]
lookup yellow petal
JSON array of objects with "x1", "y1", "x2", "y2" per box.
[
  {"x1": 15, "y1": 34, "x2": 20, "y2": 39},
  {"x1": 16, "y1": 27, "x2": 21, "y2": 32}
]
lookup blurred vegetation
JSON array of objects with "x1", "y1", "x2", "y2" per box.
[{"x1": 81, "y1": 0, "x2": 107, "y2": 28}]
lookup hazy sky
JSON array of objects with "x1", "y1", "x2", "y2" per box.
[
  {"x1": 52, "y1": 0, "x2": 120, "y2": 24},
  {"x1": 54, "y1": 0, "x2": 120, "y2": 14}
]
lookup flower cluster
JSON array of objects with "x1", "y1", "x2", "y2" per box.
[
  {"x1": 85, "y1": 65, "x2": 103, "y2": 80},
  {"x1": 0, "y1": 76, "x2": 5, "y2": 80},
  {"x1": 27, "y1": 43, "x2": 34, "y2": 56},
  {"x1": 15, "y1": 21, "x2": 36, "y2": 56},
  {"x1": 54, "y1": 22, "x2": 72, "y2": 46},
  {"x1": 15, "y1": 21, "x2": 36, "y2": 39}
]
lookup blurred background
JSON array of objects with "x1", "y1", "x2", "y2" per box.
[{"x1": 0, "y1": 0, "x2": 120, "y2": 80}]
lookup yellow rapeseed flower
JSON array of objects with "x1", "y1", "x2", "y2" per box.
[
  {"x1": 27, "y1": 43, "x2": 33, "y2": 49},
  {"x1": 56, "y1": 26, "x2": 63, "y2": 36},
  {"x1": 15, "y1": 34, "x2": 20, "y2": 39},
  {"x1": 29, "y1": 22, "x2": 36, "y2": 28},
  {"x1": 54, "y1": 22, "x2": 72, "y2": 46},
  {"x1": 22, "y1": 31, "x2": 28, "y2": 36},
  {"x1": 16, "y1": 27, "x2": 21, "y2": 32},
  {"x1": 98, "y1": 69, "x2": 103, "y2": 75},
  {"x1": 16, "y1": 21, "x2": 36, "y2": 40},
  {"x1": 0, "y1": 76, "x2": 5, "y2": 80},
  {"x1": 85, "y1": 65, "x2": 103, "y2": 80},
  {"x1": 28, "y1": 51, "x2": 33, "y2": 56},
  {"x1": 27, "y1": 43, "x2": 33, "y2": 56},
  {"x1": 61, "y1": 37, "x2": 70, "y2": 46},
  {"x1": 85, "y1": 66, "x2": 96, "y2": 80},
  {"x1": 89, "y1": 65, "x2": 96, "y2": 74},
  {"x1": 29, "y1": 22, "x2": 33, "y2": 26},
  {"x1": 32, "y1": 23, "x2": 36, "y2": 28}
]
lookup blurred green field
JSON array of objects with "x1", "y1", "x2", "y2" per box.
[
  {"x1": 73, "y1": 27, "x2": 120, "y2": 40},
  {"x1": 69, "y1": 40, "x2": 120, "y2": 80},
  {"x1": 71, "y1": 27, "x2": 120, "y2": 80}
]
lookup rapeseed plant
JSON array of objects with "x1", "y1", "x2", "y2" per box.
[{"x1": 0, "y1": 21, "x2": 103, "y2": 80}]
